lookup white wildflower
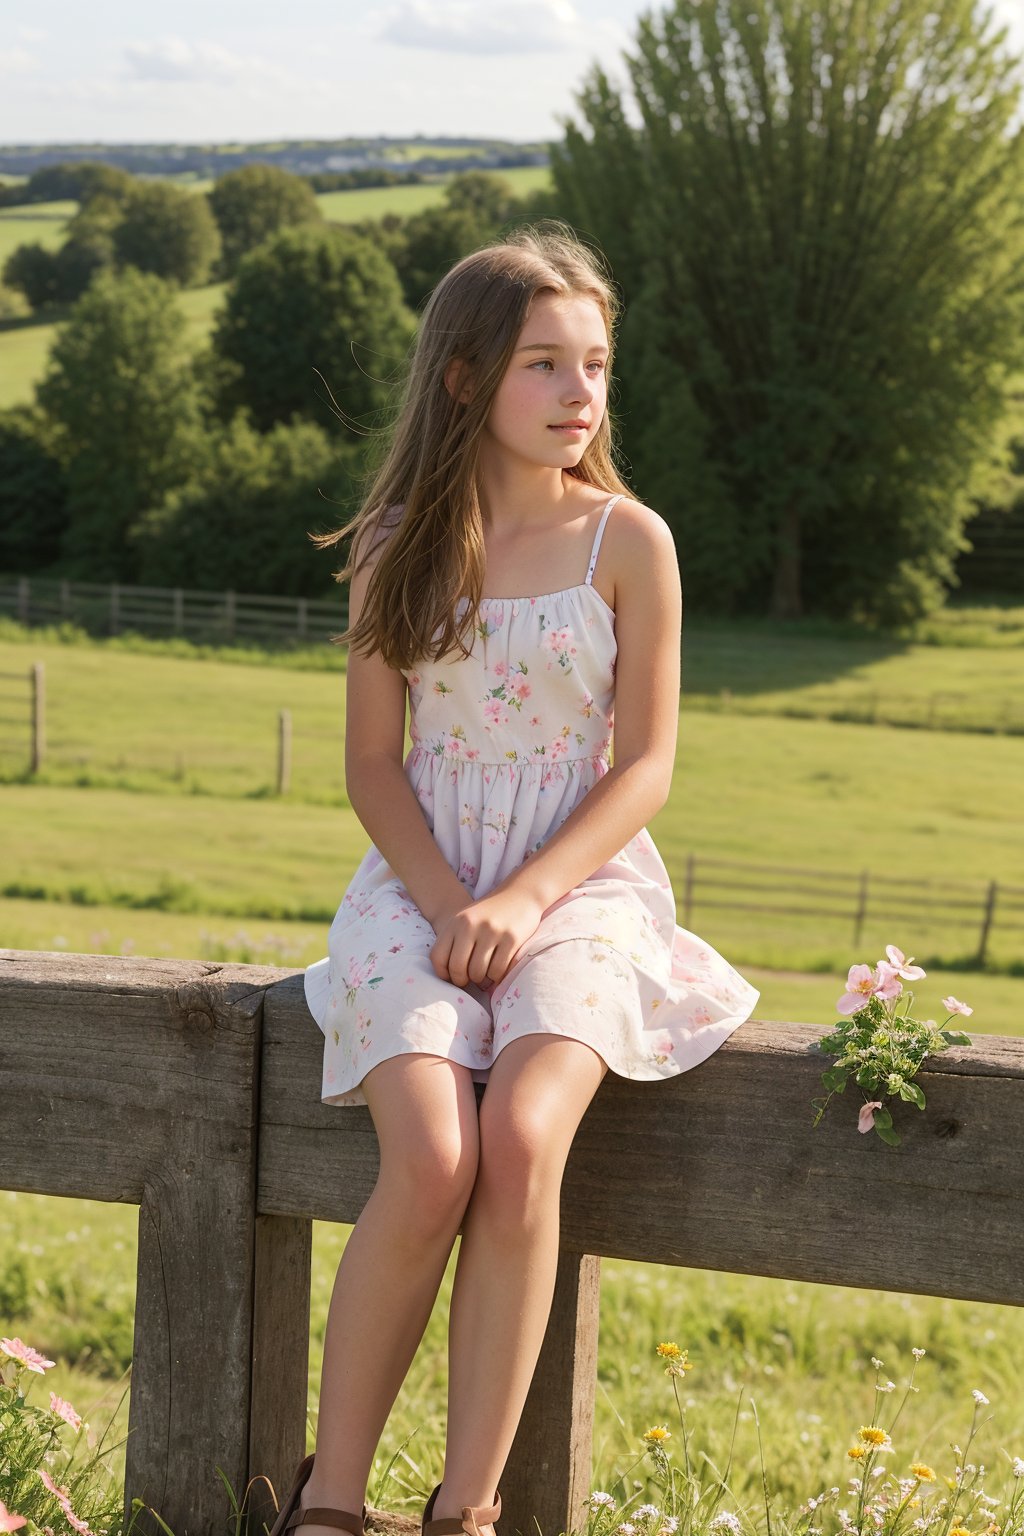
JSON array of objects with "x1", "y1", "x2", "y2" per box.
[
  {"x1": 973, "y1": 1390, "x2": 990, "y2": 1405},
  {"x1": 708, "y1": 1515, "x2": 742, "y2": 1535},
  {"x1": 590, "y1": 1493, "x2": 617, "y2": 1509}
]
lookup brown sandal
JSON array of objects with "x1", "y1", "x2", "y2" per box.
[
  {"x1": 269, "y1": 1452, "x2": 368, "y2": 1536},
  {"x1": 421, "y1": 1481, "x2": 501, "y2": 1536}
]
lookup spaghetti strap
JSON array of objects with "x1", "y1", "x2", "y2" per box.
[{"x1": 585, "y1": 494, "x2": 624, "y2": 586}]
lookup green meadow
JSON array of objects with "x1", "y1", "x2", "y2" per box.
[
  {"x1": 2, "y1": 603, "x2": 1023, "y2": 1529},
  {"x1": 0, "y1": 166, "x2": 551, "y2": 407}
]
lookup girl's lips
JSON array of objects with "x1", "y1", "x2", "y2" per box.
[{"x1": 549, "y1": 424, "x2": 586, "y2": 432}]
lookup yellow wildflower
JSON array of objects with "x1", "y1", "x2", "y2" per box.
[
  {"x1": 909, "y1": 1499, "x2": 921, "y2": 1509},
  {"x1": 910, "y1": 1465, "x2": 935, "y2": 1483},
  {"x1": 656, "y1": 1342, "x2": 683, "y2": 1359},
  {"x1": 949, "y1": 1527, "x2": 973, "y2": 1536},
  {"x1": 643, "y1": 1426, "x2": 671, "y2": 1445},
  {"x1": 848, "y1": 1447, "x2": 867, "y2": 1460},
  {"x1": 859, "y1": 1426, "x2": 890, "y2": 1446}
]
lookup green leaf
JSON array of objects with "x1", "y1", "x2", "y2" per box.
[
  {"x1": 941, "y1": 1030, "x2": 972, "y2": 1045},
  {"x1": 899, "y1": 1081, "x2": 926, "y2": 1109},
  {"x1": 875, "y1": 1124, "x2": 902, "y2": 1147}
]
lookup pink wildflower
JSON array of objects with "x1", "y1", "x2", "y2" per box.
[
  {"x1": 0, "y1": 1503, "x2": 27, "y2": 1533},
  {"x1": 942, "y1": 995, "x2": 973, "y2": 1016},
  {"x1": 858, "y1": 1101, "x2": 884, "y2": 1134},
  {"x1": 837, "y1": 965, "x2": 884, "y2": 1015},
  {"x1": 885, "y1": 944, "x2": 926, "y2": 980},
  {"x1": 49, "y1": 1392, "x2": 83, "y2": 1431},
  {"x1": 1, "y1": 1338, "x2": 55, "y2": 1373}
]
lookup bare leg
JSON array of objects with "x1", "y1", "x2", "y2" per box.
[
  {"x1": 430, "y1": 1033, "x2": 609, "y2": 1531},
  {"x1": 297, "y1": 1054, "x2": 481, "y2": 1536}
]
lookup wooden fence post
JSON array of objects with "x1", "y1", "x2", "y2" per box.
[
  {"x1": 30, "y1": 661, "x2": 44, "y2": 773},
  {"x1": 853, "y1": 869, "x2": 869, "y2": 946},
  {"x1": 278, "y1": 709, "x2": 292, "y2": 796},
  {"x1": 500, "y1": 1249, "x2": 602, "y2": 1536},
  {"x1": 977, "y1": 880, "x2": 998, "y2": 964}
]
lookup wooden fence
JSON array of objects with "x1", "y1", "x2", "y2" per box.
[{"x1": 2, "y1": 950, "x2": 1022, "y2": 1536}]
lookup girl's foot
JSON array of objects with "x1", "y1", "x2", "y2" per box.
[
  {"x1": 429, "y1": 1484, "x2": 500, "y2": 1536},
  {"x1": 295, "y1": 1480, "x2": 366, "y2": 1536}
]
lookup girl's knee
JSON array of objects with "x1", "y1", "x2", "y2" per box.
[
  {"x1": 475, "y1": 1103, "x2": 565, "y2": 1227},
  {"x1": 377, "y1": 1128, "x2": 480, "y2": 1232}
]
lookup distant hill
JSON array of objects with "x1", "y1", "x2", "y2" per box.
[{"x1": 0, "y1": 136, "x2": 552, "y2": 182}]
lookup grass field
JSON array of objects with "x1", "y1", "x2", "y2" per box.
[
  {"x1": 0, "y1": 167, "x2": 552, "y2": 408},
  {"x1": 2, "y1": 613, "x2": 1022, "y2": 982}
]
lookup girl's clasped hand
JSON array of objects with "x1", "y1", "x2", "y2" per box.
[{"x1": 428, "y1": 887, "x2": 546, "y2": 992}]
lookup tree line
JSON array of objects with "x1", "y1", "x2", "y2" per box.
[{"x1": 1, "y1": 0, "x2": 1023, "y2": 625}]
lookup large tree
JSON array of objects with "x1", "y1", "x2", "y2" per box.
[
  {"x1": 211, "y1": 223, "x2": 417, "y2": 432},
  {"x1": 36, "y1": 267, "x2": 206, "y2": 581},
  {"x1": 551, "y1": 0, "x2": 1024, "y2": 622},
  {"x1": 128, "y1": 412, "x2": 364, "y2": 595},
  {"x1": 208, "y1": 164, "x2": 324, "y2": 276},
  {"x1": 112, "y1": 181, "x2": 221, "y2": 288}
]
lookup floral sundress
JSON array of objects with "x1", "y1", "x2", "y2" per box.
[{"x1": 303, "y1": 493, "x2": 760, "y2": 1108}]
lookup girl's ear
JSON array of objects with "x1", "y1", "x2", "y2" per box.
[{"x1": 444, "y1": 357, "x2": 474, "y2": 405}]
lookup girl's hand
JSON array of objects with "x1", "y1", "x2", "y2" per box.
[{"x1": 430, "y1": 887, "x2": 544, "y2": 991}]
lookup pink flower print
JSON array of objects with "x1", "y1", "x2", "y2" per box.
[
  {"x1": 484, "y1": 698, "x2": 510, "y2": 727},
  {"x1": 460, "y1": 804, "x2": 480, "y2": 832},
  {"x1": 549, "y1": 730, "x2": 570, "y2": 759},
  {"x1": 465, "y1": 746, "x2": 480, "y2": 760},
  {"x1": 579, "y1": 691, "x2": 595, "y2": 717},
  {"x1": 530, "y1": 715, "x2": 541, "y2": 726},
  {"x1": 345, "y1": 952, "x2": 383, "y2": 1006},
  {"x1": 493, "y1": 659, "x2": 509, "y2": 678},
  {"x1": 446, "y1": 734, "x2": 463, "y2": 756},
  {"x1": 542, "y1": 625, "x2": 579, "y2": 672},
  {"x1": 458, "y1": 861, "x2": 478, "y2": 882},
  {"x1": 388, "y1": 942, "x2": 405, "y2": 953},
  {"x1": 511, "y1": 675, "x2": 531, "y2": 702}
]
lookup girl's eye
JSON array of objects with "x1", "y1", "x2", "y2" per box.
[{"x1": 530, "y1": 360, "x2": 606, "y2": 373}]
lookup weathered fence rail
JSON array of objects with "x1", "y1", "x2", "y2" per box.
[{"x1": 2, "y1": 950, "x2": 1023, "y2": 1536}]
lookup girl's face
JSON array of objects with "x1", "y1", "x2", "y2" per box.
[{"x1": 483, "y1": 291, "x2": 609, "y2": 470}]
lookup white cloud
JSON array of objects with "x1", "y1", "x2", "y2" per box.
[
  {"x1": 0, "y1": 47, "x2": 38, "y2": 74},
  {"x1": 122, "y1": 35, "x2": 299, "y2": 88},
  {"x1": 377, "y1": 0, "x2": 586, "y2": 54},
  {"x1": 17, "y1": 27, "x2": 47, "y2": 44}
]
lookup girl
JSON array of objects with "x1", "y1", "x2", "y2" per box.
[{"x1": 274, "y1": 223, "x2": 760, "y2": 1536}]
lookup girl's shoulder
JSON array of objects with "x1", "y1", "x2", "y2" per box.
[
  {"x1": 602, "y1": 493, "x2": 676, "y2": 567},
  {"x1": 351, "y1": 503, "x2": 404, "y2": 571}
]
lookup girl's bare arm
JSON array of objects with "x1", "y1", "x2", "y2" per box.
[
  {"x1": 343, "y1": 543, "x2": 471, "y2": 932},
  {"x1": 489, "y1": 499, "x2": 682, "y2": 913}
]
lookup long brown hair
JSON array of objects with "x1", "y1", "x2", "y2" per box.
[{"x1": 310, "y1": 219, "x2": 633, "y2": 671}]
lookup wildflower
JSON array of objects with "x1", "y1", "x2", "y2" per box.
[
  {"x1": 879, "y1": 1380, "x2": 897, "y2": 1393},
  {"x1": 0, "y1": 1504, "x2": 27, "y2": 1533},
  {"x1": 49, "y1": 1392, "x2": 83, "y2": 1431},
  {"x1": 709, "y1": 1516, "x2": 742, "y2": 1535},
  {"x1": 1013, "y1": 1457, "x2": 1024, "y2": 1477},
  {"x1": 911, "y1": 1465, "x2": 936, "y2": 1482},
  {"x1": 973, "y1": 1390, "x2": 990, "y2": 1405},
  {"x1": 871, "y1": 1357, "x2": 885, "y2": 1370},
  {"x1": 656, "y1": 1342, "x2": 682, "y2": 1359},
  {"x1": 848, "y1": 1447, "x2": 867, "y2": 1460},
  {"x1": 656, "y1": 1342, "x2": 693, "y2": 1376},
  {"x1": 658, "y1": 1522, "x2": 679, "y2": 1536},
  {"x1": 859, "y1": 1426, "x2": 893, "y2": 1447},
  {"x1": 885, "y1": 945, "x2": 926, "y2": 980},
  {"x1": 635, "y1": 1507, "x2": 661, "y2": 1522},
  {"x1": 1, "y1": 1337, "x2": 56, "y2": 1373},
  {"x1": 912, "y1": 1348, "x2": 927, "y2": 1359},
  {"x1": 942, "y1": 996, "x2": 973, "y2": 1016},
  {"x1": 590, "y1": 1493, "x2": 617, "y2": 1509},
  {"x1": 949, "y1": 1527, "x2": 974, "y2": 1536},
  {"x1": 616, "y1": 1524, "x2": 636, "y2": 1535},
  {"x1": 859, "y1": 1101, "x2": 884, "y2": 1133},
  {"x1": 642, "y1": 1426, "x2": 671, "y2": 1445}
]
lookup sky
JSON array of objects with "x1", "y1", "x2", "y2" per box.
[{"x1": 2, "y1": 0, "x2": 1023, "y2": 146}]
